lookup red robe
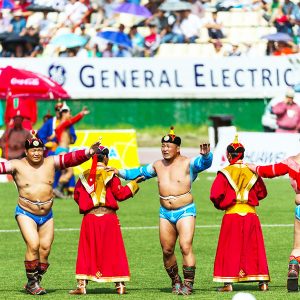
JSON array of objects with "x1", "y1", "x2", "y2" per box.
[
  {"x1": 73, "y1": 168, "x2": 139, "y2": 282},
  {"x1": 210, "y1": 163, "x2": 270, "y2": 283}
]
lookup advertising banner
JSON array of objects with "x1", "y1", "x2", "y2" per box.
[
  {"x1": 0, "y1": 56, "x2": 299, "y2": 99},
  {"x1": 210, "y1": 127, "x2": 300, "y2": 172},
  {"x1": 70, "y1": 129, "x2": 140, "y2": 175}
]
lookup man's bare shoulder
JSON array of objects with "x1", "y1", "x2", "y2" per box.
[
  {"x1": 178, "y1": 155, "x2": 189, "y2": 161},
  {"x1": 153, "y1": 159, "x2": 163, "y2": 167},
  {"x1": 11, "y1": 158, "x2": 27, "y2": 166},
  {"x1": 44, "y1": 156, "x2": 55, "y2": 164},
  {"x1": 173, "y1": 155, "x2": 189, "y2": 163},
  {"x1": 8, "y1": 157, "x2": 28, "y2": 172}
]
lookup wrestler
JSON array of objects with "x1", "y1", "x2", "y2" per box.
[
  {"x1": 53, "y1": 102, "x2": 89, "y2": 198},
  {"x1": 0, "y1": 132, "x2": 100, "y2": 295},
  {"x1": 107, "y1": 127, "x2": 213, "y2": 295},
  {"x1": 248, "y1": 152, "x2": 300, "y2": 292}
]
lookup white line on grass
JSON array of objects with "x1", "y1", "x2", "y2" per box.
[{"x1": 0, "y1": 223, "x2": 293, "y2": 233}]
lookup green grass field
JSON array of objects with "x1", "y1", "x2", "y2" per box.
[{"x1": 0, "y1": 173, "x2": 299, "y2": 299}]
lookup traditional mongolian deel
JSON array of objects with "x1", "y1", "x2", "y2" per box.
[
  {"x1": 210, "y1": 135, "x2": 270, "y2": 288},
  {"x1": 73, "y1": 166, "x2": 139, "y2": 283}
]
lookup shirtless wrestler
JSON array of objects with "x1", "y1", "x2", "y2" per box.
[
  {"x1": 0, "y1": 132, "x2": 100, "y2": 295},
  {"x1": 248, "y1": 153, "x2": 300, "y2": 292},
  {"x1": 107, "y1": 127, "x2": 213, "y2": 295}
]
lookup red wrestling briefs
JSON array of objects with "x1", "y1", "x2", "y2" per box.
[{"x1": 53, "y1": 149, "x2": 91, "y2": 170}]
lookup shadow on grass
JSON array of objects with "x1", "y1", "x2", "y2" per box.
[
  {"x1": 20, "y1": 288, "x2": 56, "y2": 295},
  {"x1": 19, "y1": 287, "x2": 121, "y2": 295},
  {"x1": 159, "y1": 283, "x2": 289, "y2": 294}
]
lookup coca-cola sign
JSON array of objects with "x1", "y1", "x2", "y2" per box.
[{"x1": 10, "y1": 78, "x2": 39, "y2": 86}]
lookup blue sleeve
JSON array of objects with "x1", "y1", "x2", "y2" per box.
[
  {"x1": 190, "y1": 152, "x2": 213, "y2": 181},
  {"x1": 119, "y1": 164, "x2": 157, "y2": 180},
  {"x1": 69, "y1": 125, "x2": 77, "y2": 144},
  {"x1": 37, "y1": 119, "x2": 53, "y2": 144}
]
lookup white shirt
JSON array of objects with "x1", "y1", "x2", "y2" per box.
[
  {"x1": 180, "y1": 13, "x2": 204, "y2": 38},
  {"x1": 65, "y1": 1, "x2": 88, "y2": 25}
]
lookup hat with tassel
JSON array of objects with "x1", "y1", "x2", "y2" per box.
[
  {"x1": 226, "y1": 134, "x2": 245, "y2": 164},
  {"x1": 25, "y1": 130, "x2": 44, "y2": 150},
  {"x1": 161, "y1": 126, "x2": 181, "y2": 146}
]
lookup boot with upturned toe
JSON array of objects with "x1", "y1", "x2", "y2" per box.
[
  {"x1": 217, "y1": 283, "x2": 233, "y2": 292},
  {"x1": 287, "y1": 261, "x2": 299, "y2": 292},
  {"x1": 24, "y1": 260, "x2": 47, "y2": 295},
  {"x1": 177, "y1": 281, "x2": 193, "y2": 295},
  {"x1": 115, "y1": 282, "x2": 126, "y2": 294},
  {"x1": 258, "y1": 282, "x2": 269, "y2": 291},
  {"x1": 69, "y1": 279, "x2": 87, "y2": 295}
]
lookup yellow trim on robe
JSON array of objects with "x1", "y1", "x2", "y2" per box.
[
  {"x1": 225, "y1": 203, "x2": 256, "y2": 215},
  {"x1": 79, "y1": 169, "x2": 114, "y2": 206},
  {"x1": 76, "y1": 274, "x2": 130, "y2": 283},
  {"x1": 213, "y1": 274, "x2": 270, "y2": 283},
  {"x1": 219, "y1": 163, "x2": 258, "y2": 203},
  {"x1": 127, "y1": 181, "x2": 139, "y2": 195}
]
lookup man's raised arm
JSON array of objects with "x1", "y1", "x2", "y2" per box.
[
  {"x1": 247, "y1": 162, "x2": 289, "y2": 178},
  {"x1": 0, "y1": 160, "x2": 13, "y2": 174},
  {"x1": 54, "y1": 141, "x2": 100, "y2": 170},
  {"x1": 190, "y1": 143, "x2": 213, "y2": 174}
]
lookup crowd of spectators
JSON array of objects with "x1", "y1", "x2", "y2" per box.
[{"x1": 0, "y1": 0, "x2": 300, "y2": 58}]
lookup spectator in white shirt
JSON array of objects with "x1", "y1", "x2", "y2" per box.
[
  {"x1": 63, "y1": 0, "x2": 89, "y2": 30},
  {"x1": 0, "y1": 10, "x2": 11, "y2": 34},
  {"x1": 179, "y1": 10, "x2": 204, "y2": 43}
]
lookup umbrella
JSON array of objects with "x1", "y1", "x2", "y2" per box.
[
  {"x1": 159, "y1": 0, "x2": 192, "y2": 11},
  {"x1": 0, "y1": 0, "x2": 15, "y2": 9},
  {"x1": 0, "y1": 66, "x2": 69, "y2": 99},
  {"x1": 97, "y1": 31, "x2": 132, "y2": 49},
  {"x1": 0, "y1": 31, "x2": 10, "y2": 42},
  {"x1": 114, "y1": 3, "x2": 152, "y2": 18},
  {"x1": 261, "y1": 32, "x2": 293, "y2": 42},
  {"x1": 50, "y1": 33, "x2": 88, "y2": 48},
  {"x1": 1, "y1": 33, "x2": 27, "y2": 51},
  {"x1": 26, "y1": 4, "x2": 59, "y2": 12}
]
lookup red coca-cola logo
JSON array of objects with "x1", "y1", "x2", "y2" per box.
[{"x1": 10, "y1": 78, "x2": 39, "y2": 86}]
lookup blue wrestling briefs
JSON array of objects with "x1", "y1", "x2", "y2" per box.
[
  {"x1": 159, "y1": 202, "x2": 196, "y2": 224},
  {"x1": 15, "y1": 205, "x2": 53, "y2": 226}
]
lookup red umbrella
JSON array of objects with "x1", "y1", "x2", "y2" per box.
[{"x1": 0, "y1": 66, "x2": 69, "y2": 99}]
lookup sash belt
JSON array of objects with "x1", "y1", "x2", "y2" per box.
[
  {"x1": 225, "y1": 203, "x2": 256, "y2": 214},
  {"x1": 87, "y1": 206, "x2": 116, "y2": 215}
]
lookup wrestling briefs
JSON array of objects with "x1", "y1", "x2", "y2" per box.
[
  {"x1": 15, "y1": 205, "x2": 53, "y2": 226},
  {"x1": 159, "y1": 202, "x2": 196, "y2": 224}
]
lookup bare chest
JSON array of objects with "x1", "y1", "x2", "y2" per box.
[
  {"x1": 156, "y1": 161, "x2": 189, "y2": 183},
  {"x1": 15, "y1": 162, "x2": 55, "y2": 186}
]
